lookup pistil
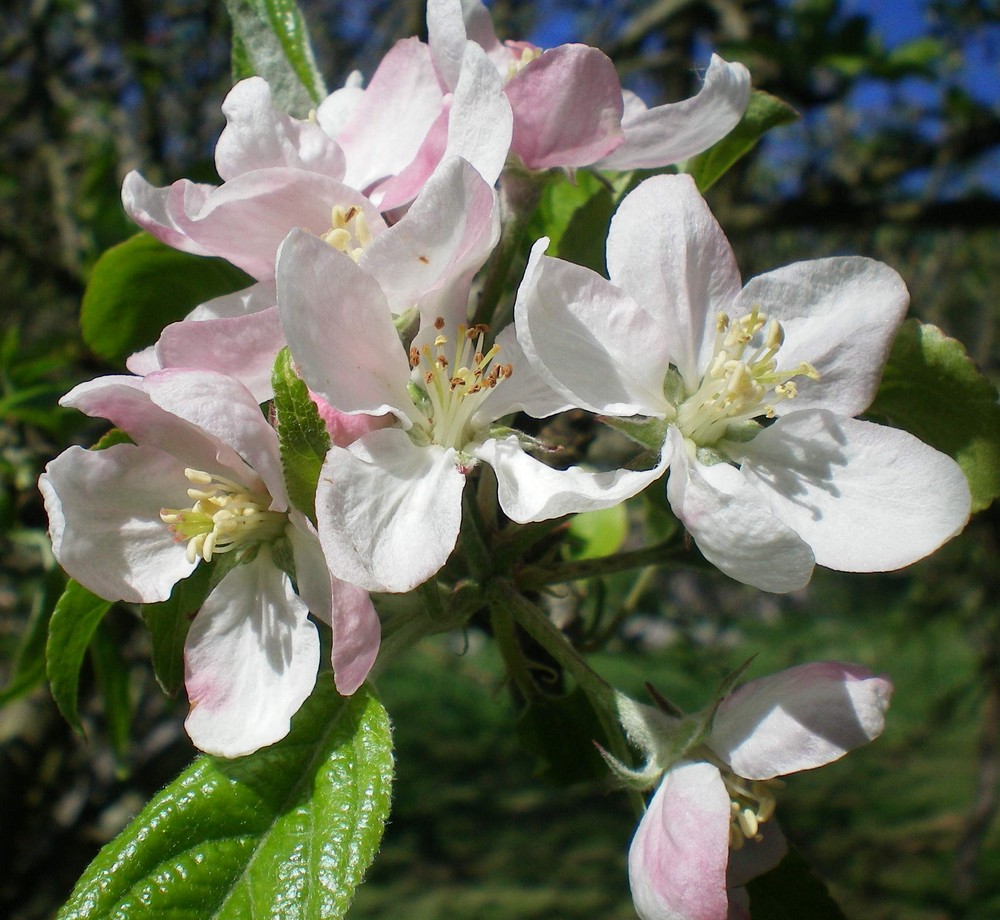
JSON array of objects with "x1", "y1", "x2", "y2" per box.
[{"x1": 160, "y1": 468, "x2": 287, "y2": 563}]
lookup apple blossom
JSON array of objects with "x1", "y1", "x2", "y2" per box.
[
  {"x1": 276, "y1": 167, "x2": 668, "y2": 591},
  {"x1": 612, "y1": 662, "x2": 892, "y2": 920},
  {"x1": 38, "y1": 369, "x2": 379, "y2": 757},
  {"x1": 427, "y1": 0, "x2": 751, "y2": 171},
  {"x1": 514, "y1": 173, "x2": 971, "y2": 592}
]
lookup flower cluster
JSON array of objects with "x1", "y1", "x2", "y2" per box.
[{"x1": 39, "y1": 0, "x2": 972, "y2": 916}]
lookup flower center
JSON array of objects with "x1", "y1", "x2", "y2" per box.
[
  {"x1": 160, "y1": 468, "x2": 287, "y2": 563},
  {"x1": 721, "y1": 770, "x2": 782, "y2": 850},
  {"x1": 321, "y1": 205, "x2": 372, "y2": 261},
  {"x1": 408, "y1": 318, "x2": 513, "y2": 451},
  {"x1": 674, "y1": 307, "x2": 820, "y2": 448}
]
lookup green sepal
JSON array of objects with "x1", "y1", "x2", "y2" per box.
[
  {"x1": 598, "y1": 414, "x2": 669, "y2": 452},
  {"x1": 686, "y1": 90, "x2": 800, "y2": 192},
  {"x1": 45, "y1": 579, "x2": 113, "y2": 734},
  {"x1": 80, "y1": 233, "x2": 252, "y2": 365},
  {"x1": 224, "y1": 0, "x2": 327, "y2": 117},
  {"x1": 272, "y1": 347, "x2": 332, "y2": 523},
  {"x1": 56, "y1": 681, "x2": 394, "y2": 920},
  {"x1": 870, "y1": 319, "x2": 1000, "y2": 512}
]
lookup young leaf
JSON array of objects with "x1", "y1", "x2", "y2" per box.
[
  {"x1": 686, "y1": 90, "x2": 800, "y2": 192},
  {"x1": 566, "y1": 504, "x2": 629, "y2": 560},
  {"x1": 81, "y1": 233, "x2": 252, "y2": 365},
  {"x1": 56, "y1": 681, "x2": 394, "y2": 920},
  {"x1": 272, "y1": 347, "x2": 332, "y2": 522},
  {"x1": 224, "y1": 0, "x2": 328, "y2": 117},
  {"x1": 45, "y1": 580, "x2": 113, "y2": 733},
  {"x1": 141, "y1": 564, "x2": 214, "y2": 696},
  {"x1": 0, "y1": 569, "x2": 62, "y2": 706},
  {"x1": 870, "y1": 319, "x2": 1000, "y2": 512}
]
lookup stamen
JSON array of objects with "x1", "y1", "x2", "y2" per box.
[
  {"x1": 320, "y1": 205, "x2": 372, "y2": 261},
  {"x1": 160, "y1": 469, "x2": 286, "y2": 563}
]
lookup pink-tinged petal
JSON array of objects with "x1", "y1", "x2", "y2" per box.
[
  {"x1": 39, "y1": 444, "x2": 195, "y2": 604},
  {"x1": 597, "y1": 56, "x2": 751, "y2": 170},
  {"x1": 628, "y1": 761, "x2": 731, "y2": 920},
  {"x1": 461, "y1": 0, "x2": 510, "y2": 70},
  {"x1": 186, "y1": 280, "x2": 277, "y2": 321},
  {"x1": 215, "y1": 77, "x2": 346, "y2": 181},
  {"x1": 514, "y1": 239, "x2": 672, "y2": 416},
  {"x1": 727, "y1": 821, "x2": 787, "y2": 890},
  {"x1": 336, "y1": 38, "x2": 445, "y2": 194},
  {"x1": 184, "y1": 548, "x2": 319, "y2": 757},
  {"x1": 310, "y1": 391, "x2": 395, "y2": 447},
  {"x1": 740, "y1": 257, "x2": 909, "y2": 417},
  {"x1": 316, "y1": 430, "x2": 466, "y2": 593},
  {"x1": 60, "y1": 375, "x2": 250, "y2": 478},
  {"x1": 286, "y1": 515, "x2": 380, "y2": 695},
  {"x1": 473, "y1": 323, "x2": 574, "y2": 421},
  {"x1": 148, "y1": 170, "x2": 383, "y2": 280},
  {"x1": 739, "y1": 410, "x2": 971, "y2": 572},
  {"x1": 474, "y1": 434, "x2": 669, "y2": 523},
  {"x1": 367, "y1": 109, "x2": 449, "y2": 212},
  {"x1": 126, "y1": 345, "x2": 161, "y2": 376},
  {"x1": 142, "y1": 369, "x2": 286, "y2": 506},
  {"x1": 154, "y1": 306, "x2": 284, "y2": 403},
  {"x1": 710, "y1": 661, "x2": 893, "y2": 779},
  {"x1": 121, "y1": 172, "x2": 215, "y2": 257},
  {"x1": 666, "y1": 428, "x2": 815, "y2": 593},
  {"x1": 329, "y1": 577, "x2": 381, "y2": 695},
  {"x1": 606, "y1": 175, "x2": 742, "y2": 391},
  {"x1": 276, "y1": 230, "x2": 416, "y2": 424},
  {"x1": 363, "y1": 157, "x2": 499, "y2": 322},
  {"x1": 505, "y1": 44, "x2": 624, "y2": 169}
]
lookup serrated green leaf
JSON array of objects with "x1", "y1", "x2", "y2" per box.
[
  {"x1": 225, "y1": 0, "x2": 327, "y2": 116},
  {"x1": 687, "y1": 90, "x2": 800, "y2": 192},
  {"x1": 746, "y1": 844, "x2": 848, "y2": 920},
  {"x1": 89, "y1": 621, "x2": 133, "y2": 769},
  {"x1": 57, "y1": 681, "x2": 394, "y2": 920},
  {"x1": 272, "y1": 347, "x2": 332, "y2": 522},
  {"x1": 45, "y1": 580, "x2": 113, "y2": 733},
  {"x1": 141, "y1": 565, "x2": 214, "y2": 696},
  {"x1": 81, "y1": 233, "x2": 252, "y2": 365},
  {"x1": 870, "y1": 319, "x2": 1000, "y2": 512},
  {"x1": 567, "y1": 504, "x2": 629, "y2": 560}
]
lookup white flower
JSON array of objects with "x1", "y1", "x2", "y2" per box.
[{"x1": 514, "y1": 174, "x2": 971, "y2": 591}]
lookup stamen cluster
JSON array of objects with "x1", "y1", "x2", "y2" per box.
[
  {"x1": 160, "y1": 468, "x2": 286, "y2": 563},
  {"x1": 408, "y1": 318, "x2": 513, "y2": 450},
  {"x1": 722, "y1": 771, "x2": 780, "y2": 850},
  {"x1": 675, "y1": 307, "x2": 820, "y2": 447},
  {"x1": 321, "y1": 205, "x2": 372, "y2": 262}
]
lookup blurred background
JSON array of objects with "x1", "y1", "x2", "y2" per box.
[{"x1": 1, "y1": 0, "x2": 998, "y2": 917}]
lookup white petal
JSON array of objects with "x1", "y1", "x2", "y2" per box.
[
  {"x1": 186, "y1": 280, "x2": 277, "y2": 321},
  {"x1": 628, "y1": 761, "x2": 732, "y2": 920},
  {"x1": 184, "y1": 548, "x2": 319, "y2": 757},
  {"x1": 665, "y1": 428, "x2": 815, "y2": 593},
  {"x1": 606, "y1": 175, "x2": 742, "y2": 391},
  {"x1": 710, "y1": 662, "x2": 893, "y2": 780},
  {"x1": 121, "y1": 172, "x2": 215, "y2": 257},
  {"x1": 276, "y1": 230, "x2": 416, "y2": 424},
  {"x1": 597, "y1": 55, "x2": 751, "y2": 170},
  {"x1": 740, "y1": 257, "x2": 909, "y2": 417},
  {"x1": 513, "y1": 238, "x2": 671, "y2": 416},
  {"x1": 215, "y1": 77, "x2": 346, "y2": 180},
  {"x1": 142, "y1": 369, "x2": 286, "y2": 506},
  {"x1": 427, "y1": 0, "x2": 468, "y2": 90},
  {"x1": 474, "y1": 434, "x2": 668, "y2": 522},
  {"x1": 40, "y1": 445, "x2": 195, "y2": 604},
  {"x1": 727, "y1": 822, "x2": 787, "y2": 889},
  {"x1": 739, "y1": 410, "x2": 971, "y2": 572},
  {"x1": 316, "y1": 430, "x2": 466, "y2": 592}
]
